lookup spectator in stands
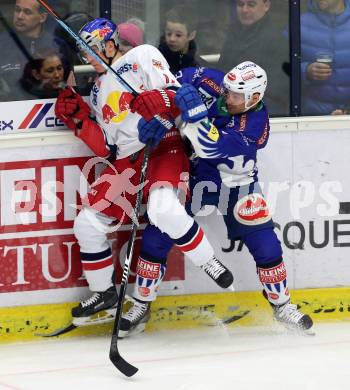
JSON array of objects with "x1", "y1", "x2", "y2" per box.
[
  {"x1": 19, "y1": 48, "x2": 67, "y2": 99},
  {"x1": 54, "y1": 12, "x2": 93, "y2": 65},
  {"x1": 218, "y1": 0, "x2": 289, "y2": 116},
  {"x1": 300, "y1": 0, "x2": 350, "y2": 115},
  {"x1": 0, "y1": 0, "x2": 70, "y2": 101},
  {"x1": 118, "y1": 22, "x2": 144, "y2": 55},
  {"x1": 126, "y1": 17, "x2": 145, "y2": 34},
  {"x1": 158, "y1": 5, "x2": 208, "y2": 74}
]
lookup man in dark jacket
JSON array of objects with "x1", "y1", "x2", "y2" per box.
[
  {"x1": 0, "y1": 0, "x2": 69, "y2": 101},
  {"x1": 300, "y1": 0, "x2": 350, "y2": 115},
  {"x1": 219, "y1": 0, "x2": 289, "y2": 116},
  {"x1": 158, "y1": 5, "x2": 208, "y2": 75}
]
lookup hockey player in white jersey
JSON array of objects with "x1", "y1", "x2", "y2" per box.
[{"x1": 54, "y1": 18, "x2": 233, "y2": 326}]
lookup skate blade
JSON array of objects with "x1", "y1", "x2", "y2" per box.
[
  {"x1": 300, "y1": 328, "x2": 316, "y2": 337},
  {"x1": 276, "y1": 322, "x2": 316, "y2": 336},
  {"x1": 73, "y1": 308, "x2": 116, "y2": 326},
  {"x1": 118, "y1": 322, "x2": 147, "y2": 339}
]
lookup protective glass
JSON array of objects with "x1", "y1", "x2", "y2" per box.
[{"x1": 77, "y1": 44, "x2": 99, "y2": 65}]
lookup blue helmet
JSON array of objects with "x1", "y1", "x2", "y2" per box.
[{"x1": 78, "y1": 18, "x2": 119, "y2": 52}]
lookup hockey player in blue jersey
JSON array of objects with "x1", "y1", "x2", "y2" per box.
[{"x1": 121, "y1": 62, "x2": 313, "y2": 337}]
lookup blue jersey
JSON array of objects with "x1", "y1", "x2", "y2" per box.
[{"x1": 176, "y1": 67, "x2": 270, "y2": 188}]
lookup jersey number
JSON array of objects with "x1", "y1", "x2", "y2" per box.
[{"x1": 218, "y1": 155, "x2": 255, "y2": 187}]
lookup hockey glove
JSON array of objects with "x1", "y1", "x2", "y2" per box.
[
  {"x1": 130, "y1": 89, "x2": 178, "y2": 121},
  {"x1": 137, "y1": 116, "x2": 174, "y2": 147},
  {"x1": 55, "y1": 87, "x2": 91, "y2": 132},
  {"x1": 175, "y1": 83, "x2": 208, "y2": 123}
]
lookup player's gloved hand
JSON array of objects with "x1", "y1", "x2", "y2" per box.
[
  {"x1": 55, "y1": 87, "x2": 91, "y2": 132},
  {"x1": 130, "y1": 89, "x2": 175, "y2": 121},
  {"x1": 174, "y1": 83, "x2": 208, "y2": 123},
  {"x1": 137, "y1": 115, "x2": 174, "y2": 147}
]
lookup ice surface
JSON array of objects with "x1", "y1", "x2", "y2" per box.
[{"x1": 1, "y1": 322, "x2": 350, "y2": 390}]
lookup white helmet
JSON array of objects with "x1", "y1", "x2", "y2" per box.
[{"x1": 222, "y1": 61, "x2": 267, "y2": 111}]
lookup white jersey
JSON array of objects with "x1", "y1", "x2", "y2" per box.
[{"x1": 89, "y1": 44, "x2": 180, "y2": 159}]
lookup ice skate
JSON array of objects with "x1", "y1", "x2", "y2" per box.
[
  {"x1": 119, "y1": 299, "x2": 151, "y2": 338},
  {"x1": 71, "y1": 286, "x2": 118, "y2": 326},
  {"x1": 201, "y1": 256, "x2": 234, "y2": 288},
  {"x1": 272, "y1": 300, "x2": 314, "y2": 335}
]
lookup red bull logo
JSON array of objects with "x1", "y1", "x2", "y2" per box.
[
  {"x1": 102, "y1": 91, "x2": 134, "y2": 124},
  {"x1": 98, "y1": 26, "x2": 113, "y2": 39},
  {"x1": 91, "y1": 27, "x2": 113, "y2": 41},
  {"x1": 152, "y1": 59, "x2": 164, "y2": 70}
]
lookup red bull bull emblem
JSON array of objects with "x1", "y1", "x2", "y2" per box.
[
  {"x1": 102, "y1": 91, "x2": 134, "y2": 124},
  {"x1": 98, "y1": 26, "x2": 113, "y2": 39},
  {"x1": 152, "y1": 59, "x2": 164, "y2": 70}
]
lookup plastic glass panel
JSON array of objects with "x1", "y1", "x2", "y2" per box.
[
  {"x1": 300, "y1": 0, "x2": 350, "y2": 116},
  {"x1": 0, "y1": 0, "x2": 100, "y2": 103}
]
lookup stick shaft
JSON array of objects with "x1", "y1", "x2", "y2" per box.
[{"x1": 36, "y1": 0, "x2": 138, "y2": 96}]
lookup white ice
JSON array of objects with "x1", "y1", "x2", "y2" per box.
[{"x1": 1, "y1": 322, "x2": 350, "y2": 390}]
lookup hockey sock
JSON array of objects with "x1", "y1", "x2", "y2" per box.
[
  {"x1": 80, "y1": 247, "x2": 114, "y2": 291},
  {"x1": 74, "y1": 208, "x2": 115, "y2": 291},
  {"x1": 257, "y1": 259, "x2": 290, "y2": 306},
  {"x1": 133, "y1": 253, "x2": 167, "y2": 302}
]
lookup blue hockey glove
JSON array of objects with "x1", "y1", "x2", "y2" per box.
[
  {"x1": 174, "y1": 83, "x2": 208, "y2": 123},
  {"x1": 137, "y1": 116, "x2": 174, "y2": 147}
]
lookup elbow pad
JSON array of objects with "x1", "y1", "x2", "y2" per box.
[{"x1": 78, "y1": 118, "x2": 110, "y2": 158}]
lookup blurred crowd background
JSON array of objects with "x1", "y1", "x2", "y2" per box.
[{"x1": 1, "y1": 0, "x2": 349, "y2": 118}]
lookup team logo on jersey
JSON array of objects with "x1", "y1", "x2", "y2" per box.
[
  {"x1": 257, "y1": 123, "x2": 269, "y2": 145},
  {"x1": 198, "y1": 87, "x2": 215, "y2": 109},
  {"x1": 116, "y1": 63, "x2": 133, "y2": 76},
  {"x1": 207, "y1": 124, "x2": 219, "y2": 141},
  {"x1": 234, "y1": 193, "x2": 271, "y2": 225},
  {"x1": 102, "y1": 91, "x2": 133, "y2": 124},
  {"x1": 239, "y1": 114, "x2": 247, "y2": 131},
  {"x1": 152, "y1": 59, "x2": 164, "y2": 70},
  {"x1": 92, "y1": 81, "x2": 100, "y2": 106},
  {"x1": 202, "y1": 77, "x2": 221, "y2": 95},
  {"x1": 132, "y1": 62, "x2": 138, "y2": 72}
]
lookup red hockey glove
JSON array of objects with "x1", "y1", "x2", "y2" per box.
[
  {"x1": 55, "y1": 87, "x2": 91, "y2": 132},
  {"x1": 130, "y1": 89, "x2": 180, "y2": 121}
]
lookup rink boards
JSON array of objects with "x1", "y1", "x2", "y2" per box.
[
  {"x1": 1, "y1": 287, "x2": 350, "y2": 343},
  {"x1": 1, "y1": 102, "x2": 350, "y2": 343}
]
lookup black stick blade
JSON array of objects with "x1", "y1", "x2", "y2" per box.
[
  {"x1": 109, "y1": 335, "x2": 138, "y2": 377},
  {"x1": 35, "y1": 323, "x2": 77, "y2": 337}
]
